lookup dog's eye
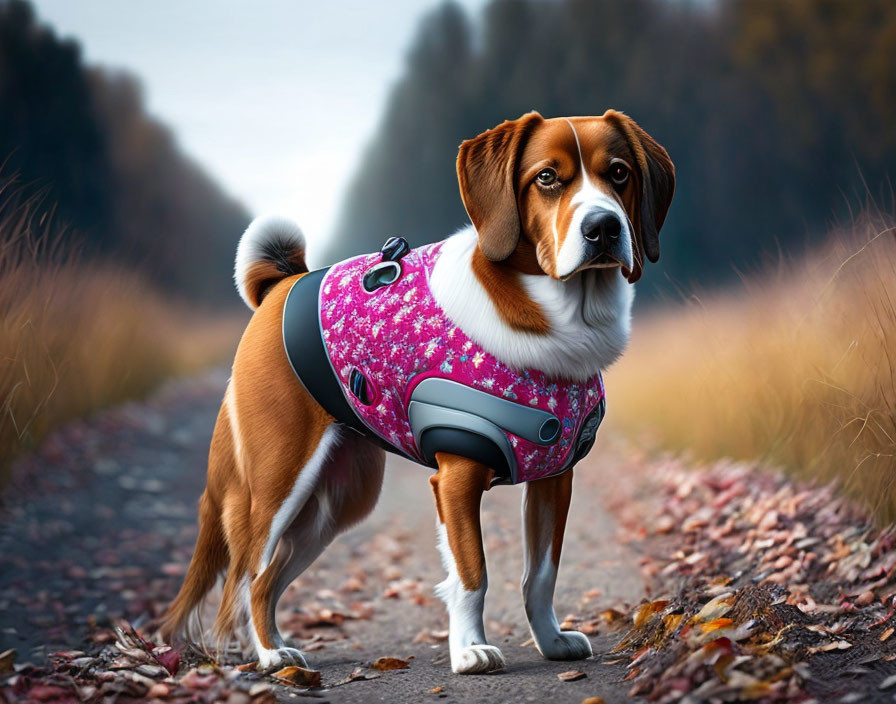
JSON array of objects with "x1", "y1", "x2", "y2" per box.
[
  {"x1": 609, "y1": 161, "x2": 630, "y2": 188},
  {"x1": 535, "y1": 168, "x2": 558, "y2": 187}
]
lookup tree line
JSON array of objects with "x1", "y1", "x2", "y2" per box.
[
  {"x1": 328, "y1": 0, "x2": 896, "y2": 297},
  {"x1": 0, "y1": 0, "x2": 249, "y2": 302}
]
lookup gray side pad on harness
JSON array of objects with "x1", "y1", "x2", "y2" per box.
[
  {"x1": 407, "y1": 401, "x2": 518, "y2": 483},
  {"x1": 410, "y1": 378, "x2": 561, "y2": 445}
]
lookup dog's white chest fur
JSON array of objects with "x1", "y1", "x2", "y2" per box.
[{"x1": 429, "y1": 228, "x2": 633, "y2": 381}]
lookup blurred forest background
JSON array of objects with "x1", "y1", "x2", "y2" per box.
[
  {"x1": 0, "y1": 0, "x2": 248, "y2": 301},
  {"x1": 1, "y1": 0, "x2": 894, "y2": 516},
  {"x1": 331, "y1": 0, "x2": 896, "y2": 298},
  {"x1": 0, "y1": 0, "x2": 247, "y2": 475}
]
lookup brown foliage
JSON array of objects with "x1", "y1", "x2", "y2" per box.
[
  {"x1": 608, "y1": 214, "x2": 896, "y2": 520},
  {"x1": 0, "y1": 192, "x2": 244, "y2": 481}
]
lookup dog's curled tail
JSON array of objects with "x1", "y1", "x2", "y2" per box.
[
  {"x1": 235, "y1": 215, "x2": 308, "y2": 310},
  {"x1": 159, "y1": 491, "x2": 227, "y2": 643}
]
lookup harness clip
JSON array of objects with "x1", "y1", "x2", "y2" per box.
[{"x1": 380, "y1": 236, "x2": 410, "y2": 262}]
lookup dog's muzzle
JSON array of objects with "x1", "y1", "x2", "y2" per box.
[{"x1": 581, "y1": 207, "x2": 632, "y2": 273}]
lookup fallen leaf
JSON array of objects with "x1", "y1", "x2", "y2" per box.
[
  {"x1": 53, "y1": 650, "x2": 86, "y2": 660},
  {"x1": 181, "y1": 669, "x2": 219, "y2": 689},
  {"x1": 334, "y1": 667, "x2": 380, "y2": 686},
  {"x1": 340, "y1": 575, "x2": 366, "y2": 592},
  {"x1": 413, "y1": 628, "x2": 449, "y2": 644},
  {"x1": 700, "y1": 618, "x2": 734, "y2": 634},
  {"x1": 430, "y1": 686, "x2": 444, "y2": 693},
  {"x1": 225, "y1": 693, "x2": 251, "y2": 704},
  {"x1": 599, "y1": 609, "x2": 627, "y2": 629},
  {"x1": 272, "y1": 665, "x2": 322, "y2": 687},
  {"x1": 808, "y1": 640, "x2": 853, "y2": 653},
  {"x1": 742, "y1": 681, "x2": 773, "y2": 698},
  {"x1": 370, "y1": 657, "x2": 410, "y2": 671},
  {"x1": 856, "y1": 590, "x2": 875, "y2": 606},
  {"x1": 699, "y1": 637, "x2": 734, "y2": 665},
  {"x1": 880, "y1": 627, "x2": 894, "y2": 642},
  {"x1": 558, "y1": 670, "x2": 587, "y2": 682},
  {"x1": 629, "y1": 646, "x2": 651, "y2": 668},
  {"x1": 713, "y1": 652, "x2": 735, "y2": 681},
  {"x1": 560, "y1": 616, "x2": 579, "y2": 631},
  {"x1": 633, "y1": 600, "x2": 668, "y2": 628},
  {"x1": 662, "y1": 613, "x2": 683, "y2": 636},
  {"x1": 136, "y1": 664, "x2": 168, "y2": 678},
  {"x1": 581, "y1": 698, "x2": 606, "y2": 704},
  {"x1": 0, "y1": 649, "x2": 16, "y2": 674},
  {"x1": 28, "y1": 685, "x2": 72, "y2": 701},
  {"x1": 880, "y1": 674, "x2": 896, "y2": 690},
  {"x1": 692, "y1": 594, "x2": 734, "y2": 623},
  {"x1": 152, "y1": 647, "x2": 180, "y2": 676},
  {"x1": 302, "y1": 608, "x2": 345, "y2": 627}
]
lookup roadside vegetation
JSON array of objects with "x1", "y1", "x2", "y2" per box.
[
  {"x1": 0, "y1": 194, "x2": 244, "y2": 482},
  {"x1": 0, "y1": 1, "x2": 249, "y2": 482},
  {"x1": 608, "y1": 214, "x2": 896, "y2": 521}
]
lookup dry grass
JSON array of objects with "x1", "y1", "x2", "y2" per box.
[
  {"x1": 608, "y1": 214, "x2": 896, "y2": 521},
  {"x1": 0, "y1": 195, "x2": 244, "y2": 481}
]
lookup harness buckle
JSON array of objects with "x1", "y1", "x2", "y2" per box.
[{"x1": 363, "y1": 236, "x2": 410, "y2": 292}]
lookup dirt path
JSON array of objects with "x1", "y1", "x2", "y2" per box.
[{"x1": 0, "y1": 369, "x2": 646, "y2": 703}]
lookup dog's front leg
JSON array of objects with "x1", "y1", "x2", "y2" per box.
[
  {"x1": 521, "y1": 469, "x2": 593, "y2": 660},
  {"x1": 429, "y1": 452, "x2": 505, "y2": 674}
]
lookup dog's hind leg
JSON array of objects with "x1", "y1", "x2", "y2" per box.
[
  {"x1": 161, "y1": 398, "x2": 237, "y2": 644},
  {"x1": 520, "y1": 468, "x2": 592, "y2": 660},
  {"x1": 248, "y1": 429, "x2": 385, "y2": 669}
]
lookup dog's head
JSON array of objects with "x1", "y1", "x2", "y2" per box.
[{"x1": 456, "y1": 110, "x2": 674, "y2": 282}]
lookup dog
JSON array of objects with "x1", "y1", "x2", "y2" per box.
[{"x1": 161, "y1": 110, "x2": 674, "y2": 674}]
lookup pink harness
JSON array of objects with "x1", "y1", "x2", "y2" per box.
[{"x1": 313, "y1": 240, "x2": 605, "y2": 484}]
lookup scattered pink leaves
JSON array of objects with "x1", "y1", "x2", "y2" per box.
[
  {"x1": 0, "y1": 623, "x2": 279, "y2": 704},
  {"x1": 597, "y1": 458, "x2": 896, "y2": 701}
]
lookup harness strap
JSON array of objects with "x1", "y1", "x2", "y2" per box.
[
  {"x1": 282, "y1": 268, "x2": 369, "y2": 434},
  {"x1": 281, "y1": 268, "x2": 414, "y2": 460}
]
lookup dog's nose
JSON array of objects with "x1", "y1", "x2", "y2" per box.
[{"x1": 581, "y1": 209, "x2": 622, "y2": 243}]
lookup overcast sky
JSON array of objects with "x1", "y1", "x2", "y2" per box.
[{"x1": 32, "y1": 0, "x2": 486, "y2": 262}]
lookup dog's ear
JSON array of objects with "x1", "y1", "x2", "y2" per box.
[
  {"x1": 603, "y1": 110, "x2": 675, "y2": 281},
  {"x1": 456, "y1": 111, "x2": 544, "y2": 262}
]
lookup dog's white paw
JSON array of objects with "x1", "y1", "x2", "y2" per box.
[
  {"x1": 535, "y1": 630, "x2": 593, "y2": 660},
  {"x1": 451, "y1": 644, "x2": 506, "y2": 674},
  {"x1": 257, "y1": 646, "x2": 308, "y2": 670}
]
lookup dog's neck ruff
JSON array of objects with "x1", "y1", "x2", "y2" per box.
[
  {"x1": 431, "y1": 227, "x2": 632, "y2": 381},
  {"x1": 283, "y1": 239, "x2": 606, "y2": 485}
]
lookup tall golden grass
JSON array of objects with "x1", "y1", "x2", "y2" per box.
[
  {"x1": 608, "y1": 214, "x2": 896, "y2": 521},
  {"x1": 0, "y1": 194, "x2": 244, "y2": 481}
]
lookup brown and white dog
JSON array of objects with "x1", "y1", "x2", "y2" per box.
[{"x1": 161, "y1": 110, "x2": 674, "y2": 674}]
